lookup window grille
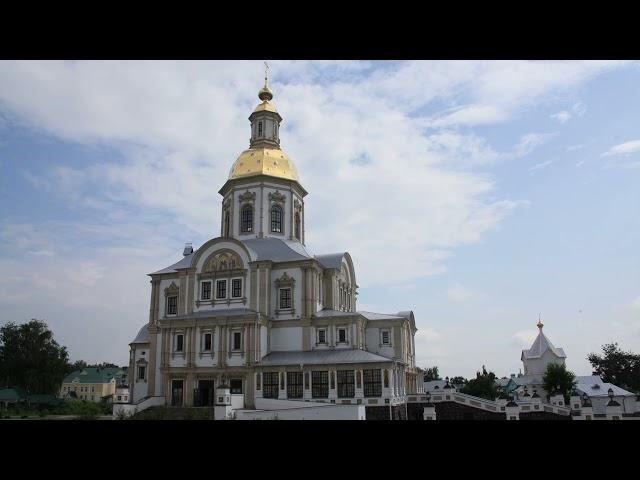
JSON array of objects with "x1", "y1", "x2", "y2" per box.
[
  {"x1": 287, "y1": 372, "x2": 303, "y2": 398},
  {"x1": 363, "y1": 369, "x2": 382, "y2": 397},
  {"x1": 337, "y1": 370, "x2": 355, "y2": 398},
  {"x1": 312, "y1": 371, "x2": 329, "y2": 398}
]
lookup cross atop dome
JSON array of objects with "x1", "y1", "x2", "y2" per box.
[{"x1": 258, "y1": 61, "x2": 273, "y2": 102}]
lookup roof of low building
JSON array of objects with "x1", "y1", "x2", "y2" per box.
[
  {"x1": 574, "y1": 375, "x2": 635, "y2": 398},
  {"x1": 62, "y1": 367, "x2": 125, "y2": 385},
  {"x1": 0, "y1": 387, "x2": 27, "y2": 402},
  {"x1": 260, "y1": 349, "x2": 394, "y2": 366},
  {"x1": 358, "y1": 311, "x2": 406, "y2": 321},
  {"x1": 242, "y1": 237, "x2": 315, "y2": 262}
]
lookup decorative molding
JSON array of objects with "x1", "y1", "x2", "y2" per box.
[
  {"x1": 268, "y1": 190, "x2": 286, "y2": 204},
  {"x1": 164, "y1": 281, "x2": 179, "y2": 296},
  {"x1": 238, "y1": 190, "x2": 256, "y2": 203}
]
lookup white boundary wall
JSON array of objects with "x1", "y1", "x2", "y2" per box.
[{"x1": 235, "y1": 398, "x2": 365, "y2": 420}]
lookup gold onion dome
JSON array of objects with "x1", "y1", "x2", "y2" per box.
[{"x1": 228, "y1": 148, "x2": 299, "y2": 181}]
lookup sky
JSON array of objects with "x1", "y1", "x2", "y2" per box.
[{"x1": 1, "y1": 60, "x2": 639, "y2": 379}]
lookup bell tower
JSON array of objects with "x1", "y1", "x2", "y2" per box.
[{"x1": 249, "y1": 62, "x2": 282, "y2": 149}]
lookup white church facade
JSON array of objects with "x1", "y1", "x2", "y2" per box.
[{"x1": 124, "y1": 77, "x2": 418, "y2": 419}]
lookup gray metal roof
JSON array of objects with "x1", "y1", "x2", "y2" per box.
[
  {"x1": 574, "y1": 375, "x2": 635, "y2": 397},
  {"x1": 358, "y1": 311, "x2": 405, "y2": 321},
  {"x1": 241, "y1": 237, "x2": 315, "y2": 262},
  {"x1": 315, "y1": 253, "x2": 345, "y2": 269},
  {"x1": 260, "y1": 349, "x2": 393, "y2": 366},
  {"x1": 521, "y1": 328, "x2": 566, "y2": 359},
  {"x1": 131, "y1": 324, "x2": 150, "y2": 344},
  {"x1": 150, "y1": 253, "x2": 194, "y2": 275}
]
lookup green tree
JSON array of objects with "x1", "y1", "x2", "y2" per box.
[
  {"x1": 450, "y1": 376, "x2": 467, "y2": 387},
  {"x1": 422, "y1": 366, "x2": 440, "y2": 382},
  {"x1": 0, "y1": 319, "x2": 69, "y2": 394},
  {"x1": 542, "y1": 363, "x2": 576, "y2": 402},
  {"x1": 460, "y1": 365, "x2": 498, "y2": 400},
  {"x1": 587, "y1": 343, "x2": 640, "y2": 393}
]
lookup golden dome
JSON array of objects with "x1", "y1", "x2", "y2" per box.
[
  {"x1": 253, "y1": 100, "x2": 278, "y2": 113},
  {"x1": 228, "y1": 148, "x2": 299, "y2": 181}
]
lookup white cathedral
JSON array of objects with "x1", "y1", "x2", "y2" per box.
[{"x1": 126, "y1": 77, "x2": 418, "y2": 418}]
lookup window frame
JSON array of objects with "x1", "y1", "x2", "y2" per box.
[
  {"x1": 232, "y1": 331, "x2": 242, "y2": 351},
  {"x1": 201, "y1": 281, "x2": 212, "y2": 301},
  {"x1": 231, "y1": 278, "x2": 243, "y2": 298},
  {"x1": 279, "y1": 287, "x2": 292, "y2": 309},
  {"x1": 175, "y1": 334, "x2": 184, "y2": 353},
  {"x1": 312, "y1": 371, "x2": 329, "y2": 399},
  {"x1": 137, "y1": 365, "x2": 146, "y2": 381},
  {"x1": 166, "y1": 295, "x2": 178, "y2": 316},
  {"x1": 216, "y1": 279, "x2": 227, "y2": 300},
  {"x1": 271, "y1": 204, "x2": 283, "y2": 233},
  {"x1": 263, "y1": 372, "x2": 279, "y2": 399},
  {"x1": 286, "y1": 372, "x2": 304, "y2": 399},
  {"x1": 363, "y1": 369, "x2": 382, "y2": 398},
  {"x1": 381, "y1": 329, "x2": 391, "y2": 346},
  {"x1": 203, "y1": 332, "x2": 213, "y2": 352},
  {"x1": 337, "y1": 327, "x2": 348, "y2": 344},
  {"x1": 240, "y1": 205, "x2": 254, "y2": 233},
  {"x1": 317, "y1": 328, "x2": 327, "y2": 345},
  {"x1": 337, "y1": 370, "x2": 355, "y2": 398}
]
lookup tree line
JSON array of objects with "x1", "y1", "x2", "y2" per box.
[{"x1": 0, "y1": 319, "x2": 123, "y2": 395}]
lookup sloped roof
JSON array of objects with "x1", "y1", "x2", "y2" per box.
[
  {"x1": 150, "y1": 238, "x2": 318, "y2": 276},
  {"x1": 131, "y1": 324, "x2": 150, "y2": 344},
  {"x1": 260, "y1": 349, "x2": 394, "y2": 366},
  {"x1": 315, "y1": 253, "x2": 345, "y2": 269},
  {"x1": 521, "y1": 328, "x2": 566, "y2": 360},
  {"x1": 313, "y1": 309, "x2": 355, "y2": 318},
  {"x1": 62, "y1": 367, "x2": 125, "y2": 385},
  {"x1": 574, "y1": 375, "x2": 635, "y2": 398},
  {"x1": 358, "y1": 311, "x2": 406, "y2": 321},
  {"x1": 151, "y1": 253, "x2": 194, "y2": 275},
  {"x1": 0, "y1": 387, "x2": 27, "y2": 402},
  {"x1": 242, "y1": 237, "x2": 314, "y2": 262}
]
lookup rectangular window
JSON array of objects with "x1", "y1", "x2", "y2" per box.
[
  {"x1": 312, "y1": 371, "x2": 329, "y2": 398},
  {"x1": 232, "y1": 279, "x2": 242, "y2": 298},
  {"x1": 216, "y1": 280, "x2": 227, "y2": 299},
  {"x1": 338, "y1": 328, "x2": 347, "y2": 343},
  {"x1": 117, "y1": 396, "x2": 122, "y2": 401},
  {"x1": 337, "y1": 370, "x2": 355, "y2": 398},
  {"x1": 363, "y1": 369, "x2": 382, "y2": 397},
  {"x1": 279, "y1": 288, "x2": 292, "y2": 309},
  {"x1": 203, "y1": 333, "x2": 212, "y2": 351},
  {"x1": 287, "y1": 372, "x2": 304, "y2": 399},
  {"x1": 201, "y1": 281, "x2": 212, "y2": 300},
  {"x1": 230, "y1": 379, "x2": 243, "y2": 394},
  {"x1": 233, "y1": 331, "x2": 242, "y2": 350},
  {"x1": 382, "y1": 330, "x2": 390, "y2": 345},
  {"x1": 317, "y1": 329, "x2": 326, "y2": 344},
  {"x1": 167, "y1": 295, "x2": 178, "y2": 315},
  {"x1": 263, "y1": 372, "x2": 279, "y2": 399},
  {"x1": 175, "y1": 334, "x2": 184, "y2": 352}
]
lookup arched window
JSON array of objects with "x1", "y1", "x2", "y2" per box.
[
  {"x1": 271, "y1": 205, "x2": 283, "y2": 233},
  {"x1": 240, "y1": 205, "x2": 253, "y2": 233},
  {"x1": 258, "y1": 121, "x2": 263, "y2": 137},
  {"x1": 294, "y1": 212, "x2": 301, "y2": 240}
]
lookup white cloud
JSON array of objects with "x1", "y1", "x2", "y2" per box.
[
  {"x1": 446, "y1": 283, "x2": 486, "y2": 303},
  {"x1": 528, "y1": 160, "x2": 553, "y2": 172},
  {"x1": 550, "y1": 102, "x2": 587, "y2": 124},
  {"x1": 513, "y1": 329, "x2": 537, "y2": 348},
  {"x1": 602, "y1": 140, "x2": 640, "y2": 156},
  {"x1": 631, "y1": 296, "x2": 640, "y2": 310},
  {"x1": 514, "y1": 132, "x2": 556, "y2": 157},
  {"x1": 551, "y1": 110, "x2": 571, "y2": 123}
]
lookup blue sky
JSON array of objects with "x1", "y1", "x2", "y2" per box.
[{"x1": 1, "y1": 61, "x2": 639, "y2": 378}]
